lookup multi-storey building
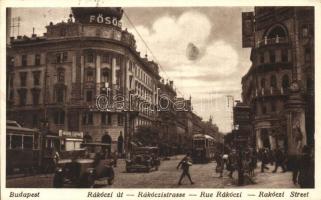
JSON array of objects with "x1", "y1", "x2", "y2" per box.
[
  {"x1": 7, "y1": 7, "x2": 161, "y2": 151},
  {"x1": 241, "y1": 7, "x2": 314, "y2": 155}
]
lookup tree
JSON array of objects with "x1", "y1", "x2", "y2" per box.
[{"x1": 134, "y1": 125, "x2": 160, "y2": 146}]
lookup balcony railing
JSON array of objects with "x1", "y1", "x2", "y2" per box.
[{"x1": 256, "y1": 37, "x2": 288, "y2": 48}]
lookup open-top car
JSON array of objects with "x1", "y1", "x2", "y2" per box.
[
  {"x1": 126, "y1": 146, "x2": 160, "y2": 172},
  {"x1": 53, "y1": 143, "x2": 115, "y2": 188}
]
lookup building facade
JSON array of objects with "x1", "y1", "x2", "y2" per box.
[
  {"x1": 241, "y1": 7, "x2": 314, "y2": 154},
  {"x1": 7, "y1": 8, "x2": 161, "y2": 152}
]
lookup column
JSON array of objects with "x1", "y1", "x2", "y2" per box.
[
  {"x1": 269, "y1": 132, "x2": 276, "y2": 150},
  {"x1": 96, "y1": 55, "x2": 101, "y2": 96},
  {"x1": 256, "y1": 129, "x2": 263, "y2": 150},
  {"x1": 112, "y1": 57, "x2": 116, "y2": 85},
  {"x1": 80, "y1": 55, "x2": 84, "y2": 97},
  {"x1": 72, "y1": 54, "x2": 76, "y2": 83}
]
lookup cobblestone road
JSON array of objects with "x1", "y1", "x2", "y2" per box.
[{"x1": 6, "y1": 155, "x2": 297, "y2": 188}]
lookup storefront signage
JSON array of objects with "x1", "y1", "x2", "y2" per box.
[
  {"x1": 59, "y1": 130, "x2": 84, "y2": 138},
  {"x1": 89, "y1": 14, "x2": 122, "y2": 28}
]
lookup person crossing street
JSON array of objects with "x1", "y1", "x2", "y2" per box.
[{"x1": 177, "y1": 153, "x2": 194, "y2": 185}]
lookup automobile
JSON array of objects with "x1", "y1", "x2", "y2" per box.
[
  {"x1": 126, "y1": 146, "x2": 160, "y2": 172},
  {"x1": 53, "y1": 143, "x2": 115, "y2": 188}
]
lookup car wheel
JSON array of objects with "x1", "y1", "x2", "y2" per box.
[
  {"x1": 79, "y1": 173, "x2": 95, "y2": 188},
  {"x1": 53, "y1": 173, "x2": 64, "y2": 188}
]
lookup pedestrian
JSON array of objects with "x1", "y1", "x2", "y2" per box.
[
  {"x1": 102, "y1": 131, "x2": 112, "y2": 154},
  {"x1": 272, "y1": 148, "x2": 286, "y2": 173},
  {"x1": 117, "y1": 131, "x2": 124, "y2": 158},
  {"x1": 214, "y1": 152, "x2": 223, "y2": 178},
  {"x1": 227, "y1": 150, "x2": 237, "y2": 178},
  {"x1": 297, "y1": 145, "x2": 314, "y2": 188},
  {"x1": 177, "y1": 153, "x2": 194, "y2": 185},
  {"x1": 260, "y1": 148, "x2": 269, "y2": 172}
]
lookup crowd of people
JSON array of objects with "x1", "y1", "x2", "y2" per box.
[{"x1": 210, "y1": 145, "x2": 314, "y2": 188}]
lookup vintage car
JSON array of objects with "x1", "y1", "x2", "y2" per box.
[
  {"x1": 126, "y1": 146, "x2": 160, "y2": 172},
  {"x1": 53, "y1": 143, "x2": 115, "y2": 188}
]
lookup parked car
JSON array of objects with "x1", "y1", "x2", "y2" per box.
[
  {"x1": 126, "y1": 146, "x2": 160, "y2": 172},
  {"x1": 53, "y1": 143, "x2": 114, "y2": 188}
]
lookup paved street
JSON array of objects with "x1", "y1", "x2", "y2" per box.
[{"x1": 6, "y1": 155, "x2": 297, "y2": 188}]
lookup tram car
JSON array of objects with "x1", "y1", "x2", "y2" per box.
[
  {"x1": 192, "y1": 134, "x2": 216, "y2": 163},
  {"x1": 6, "y1": 120, "x2": 84, "y2": 175},
  {"x1": 6, "y1": 120, "x2": 41, "y2": 174}
]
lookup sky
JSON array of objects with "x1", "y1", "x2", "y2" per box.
[{"x1": 10, "y1": 7, "x2": 253, "y2": 133}]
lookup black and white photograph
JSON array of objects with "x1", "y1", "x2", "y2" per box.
[{"x1": 1, "y1": 1, "x2": 319, "y2": 199}]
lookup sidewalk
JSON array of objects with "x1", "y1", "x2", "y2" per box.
[{"x1": 226, "y1": 162, "x2": 299, "y2": 188}]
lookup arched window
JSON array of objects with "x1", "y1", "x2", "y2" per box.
[
  {"x1": 282, "y1": 75, "x2": 290, "y2": 91},
  {"x1": 270, "y1": 75, "x2": 277, "y2": 88},
  {"x1": 266, "y1": 26, "x2": 287, "y2": 39}
]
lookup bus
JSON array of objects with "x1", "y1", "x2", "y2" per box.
[{"x1": 192, "y1": 134, "x2": 216, "y2": 163}]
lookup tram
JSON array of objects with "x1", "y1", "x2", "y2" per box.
[{"x1": 192, "y1": 134, "x2": 216, "y2": 163}]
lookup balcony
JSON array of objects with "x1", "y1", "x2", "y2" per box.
[{"x1": 256, "y1": 36, "x2": 288, "y2": 48}]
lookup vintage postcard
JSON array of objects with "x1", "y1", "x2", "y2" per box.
[{"x1": 0, "y1": 0, "x2": 320, "y2": 199}]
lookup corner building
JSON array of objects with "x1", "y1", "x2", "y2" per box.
[
  {"x1": 241, "y1": 7, "x2": 314, "y2": 154},
  {"x1": 7, "y1": 8, "x2": 161, "y2": 150}
]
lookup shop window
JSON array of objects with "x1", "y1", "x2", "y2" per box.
[
  {"x1": 22, "y1": 55, "x2": 27, "y2": 66},
  {"x1": 11, "y1": 135, "x2": 22, "y2": 149},
  {"x1": 35, "y1": 54, "x2": 41, "y2": 65},
  {"x1": 20, "y1": 72, "x2": 27, "y2": 87}
]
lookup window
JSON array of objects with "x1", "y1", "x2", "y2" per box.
[
  {"x1": 261, "y1": 78, "x2": 266, "y2": 89},
  {"x1": 108, "y1": 113, "x2": 112, "y2": 125},
  {"x1": 32, "y1": 114, "x2": 39, "y2": 127},
  {"x1": 54, "y1": 111, "x2": 65, "y2": 125},
  {"x1": 101, "y1": 68, "x2": 109, "y2": 83},
  {"x1": 18, "y1": 89, "x2": 27, "y2": 106},
  {"x1": 23, "y1": 136, "x2": 33, "y2": 149},
  {"x1": 305, "y1": 48, "x2": 311, "y2": 63},
  {"x1": 62, "y1": 52, "x2": 68, "y2": 62},
  {"x1": 11, "y1": 135, "x2": 22, "y2": 149},
  {"x1": 116, "y1": 56, "x2": 121, "y2": 66},
  {"x1": 57, "y1": 69, "x2": 65, "y2": 82},
  {"x1": 86, "y1": 69, "x2": 94, "y2": 82},
  {"x1": 9, "y1": 90, "x2": 14, "y2": 101},
  {"x1": 33, "y1": 71, "x2": 41, "y2": 86},
  {"x1": 102, "y1": 54, "x2": 110, "y2": 63},
  {"x1": 118, "y1": 114, "x2": 123, "y2": 126},
  {"x1": 282, "y1": 75, "x2": 290, "y2": 91},
  {"x1": 35, "y1": 54, "x2": 41, "y2": 65},
  {"x1": 82, "y1": 112, "x2": 93, "y2": 125},
  {"x1": 302, "y1": 25, "x2": 309, "y2": 38},
  {"x1": 9, "y1": 73, "x2": 14, "y2": 87},
  {"x1": 32, "y1": 89, "x2": 40, "y2": 105},
  {"x1": 116, "y1": 70, "x2": 121, "y2": 86},
  {"x1": 281, "y1": 49, "x2": 288, "y2": 62},
  {"x1": 86, "y1": 90, "x2": 93, "y2": 102},
  {"x1": 22, "y1": 55, "x2": 27, "y2": 66},
  {"x1": 269, "y1": 51, "x2": 276, "y2": 63},
  {"x1": 270, "y1": 75, "x2": 277, "y2": 88},
  {"x1": 56, "y1": 88, "x2": 64, "y2": 103},
  {"x1": 20, "y1": 72, "x2": 27, "y2": 87},
  {"x1": 56, "y1": 53, "x2": 61, "y2": 63},
  {"x1": 87, "y1": 53, "x2": 94, "y2": 63},
  {"x1": 129, "y1": 75, "x2": 133, "y2": 89},
  {"x1": 129, "y1": 61, "x2": 133, "y2": 72}
]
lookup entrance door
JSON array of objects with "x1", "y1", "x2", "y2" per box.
[{"x1": 261, "y1": 129, "x2": 271, "y2": 149}]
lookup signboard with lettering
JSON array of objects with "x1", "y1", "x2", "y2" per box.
[
  {"x1": 242, "y1": 12, "x2": 254, "y2": 48},
  {"x1": 59, "y1": 130, "x2": 84, "y2": 138}
]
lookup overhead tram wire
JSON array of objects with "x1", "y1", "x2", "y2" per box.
[{"x1": 123, "y1": 10, "x2": 186, "y2": 97}]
